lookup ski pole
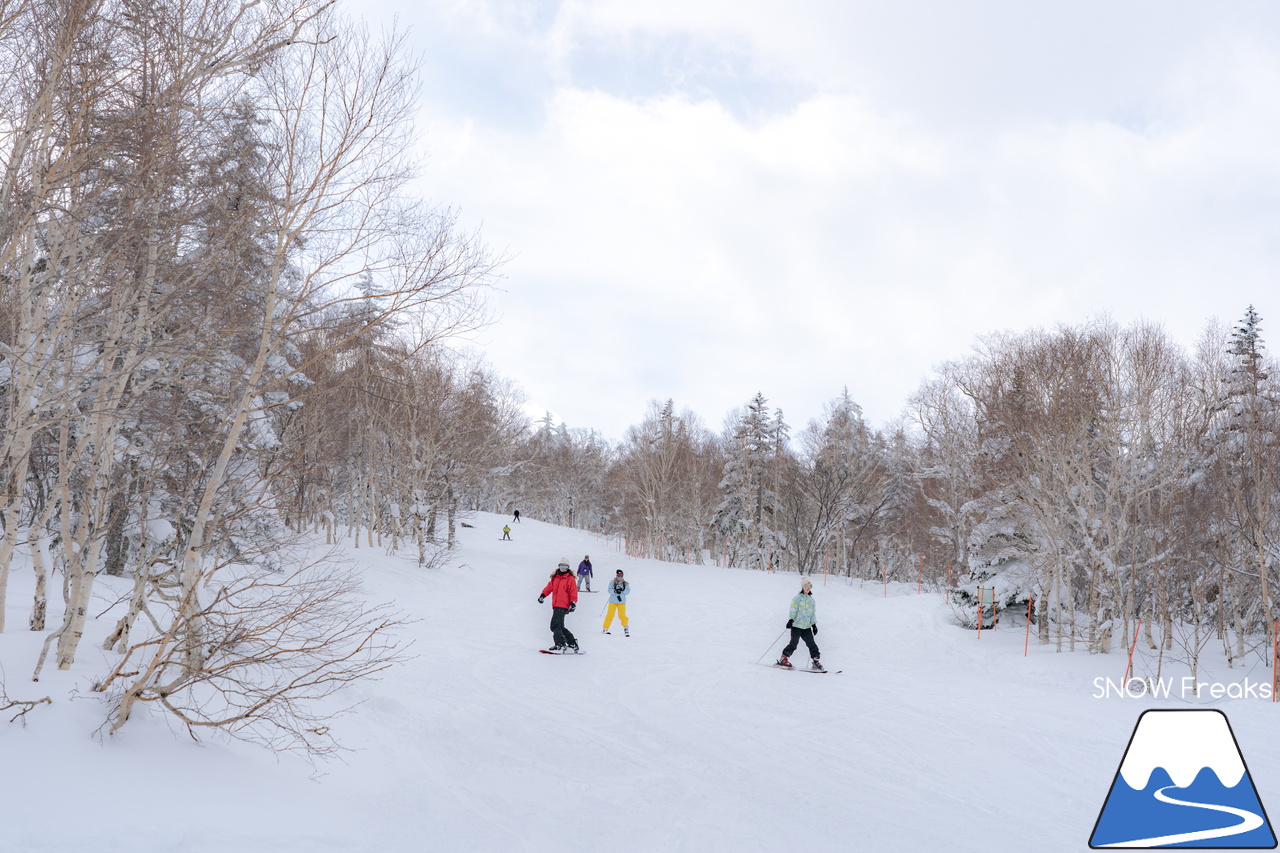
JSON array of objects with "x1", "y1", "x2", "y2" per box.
[{"x1": 754, "y1": 629, "x2": 788, "y2": 665}]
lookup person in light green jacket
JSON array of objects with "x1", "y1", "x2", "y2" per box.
[{"x1": 776, "y1": 577, "x2": 823, "y2": 671}]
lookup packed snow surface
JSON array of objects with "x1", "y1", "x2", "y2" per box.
[{"x1": 2, "y1": 512, "x2": 1278, "y2": 852}]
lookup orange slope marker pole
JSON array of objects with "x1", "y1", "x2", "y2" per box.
[
  {"x1": 945, "y1": 562, "x2": 951, "y2": 604},
  {"x1": 1024, "y1": 596, "x2": 1032, "y2": 656},
  {"x1": 977, "y1": 589, "x2": 983, "y2": 640},
  {"x1": 1273, "y1": 619, "x2": 1278, "y2": 703},
  {"x1": 883, "y1": 561, "x2": 887, "y2": 598},
  {"x1": 1123, "y1": 619, "x2": 1142, "y2": 684},
  {"x1": 918, "y1": 554, "x2": 923, "y2": 594}
]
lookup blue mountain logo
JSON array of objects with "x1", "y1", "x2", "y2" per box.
[{"x1": 1090, "y1": 709, "x2": 1276, "y2": 848}]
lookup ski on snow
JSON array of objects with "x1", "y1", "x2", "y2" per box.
[{"x1": 771, "y1": 664, "x2": 841, "y2": 674}]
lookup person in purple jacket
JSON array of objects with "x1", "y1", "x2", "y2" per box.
[{"x1": 576, "y1": 555, "x2": 593, "y2": 591}]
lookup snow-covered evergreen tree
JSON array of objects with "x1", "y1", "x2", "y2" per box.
[
  {"x1": 1208, "y1": 306, "x2": 1280, "y2": 649},
  {"x1": 712, "y1": 393, "x2": 784, "y2": 570}
]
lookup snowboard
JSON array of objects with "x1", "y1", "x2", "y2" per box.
[{"x1": 539, "y1": 649, "x2": 586, "y2": 655}]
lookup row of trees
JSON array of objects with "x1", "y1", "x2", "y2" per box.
[
  {"x1": 911, "y1": 312, "x2": 1279, "y2": 675},
  {"x1": 504, "y1": 392, "x2": 907, "y2": 580}
]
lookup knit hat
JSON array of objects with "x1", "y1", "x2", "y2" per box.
[
  {"x1": 800, "y1": 577, "x2": 813, "y2": 589},
  {"x1": 557, "y1": 559, "x2": 571, "y2": 570}
]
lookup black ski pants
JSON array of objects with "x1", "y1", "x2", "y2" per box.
[
  {"x1": 783, "y1": 627, "x2": 819, "y2": 660},
  {"x1": 550, "y1": 607, "x2": 576, "y2": 647}
]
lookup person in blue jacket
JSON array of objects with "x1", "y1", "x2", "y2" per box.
[
  {"x1": 576, "y1": 555, "x2": 594, "y2": 591},
  {"x1": 776, "y1": 577, "x2": 822, "y2": 670},
  {"x1": 602, "y1": 569, "x2": 630, "y2": 636}
]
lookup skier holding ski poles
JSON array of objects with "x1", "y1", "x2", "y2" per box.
[
  {"x1": 777, "y1": 577, "x2": 823, "y2": 671},
  {"x1": 538, "y1": 559, "x2": 580, "y2": 653},
  {"x1": 603, "y1": 569, "x2": 629, "y2": 636}
]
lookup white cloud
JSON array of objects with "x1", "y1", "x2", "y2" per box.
[{"x1": 369, "y1": 1, "x2": 1280, "y2": 440}]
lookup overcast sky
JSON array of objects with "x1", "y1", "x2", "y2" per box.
[{"x1": 355, "y1": 0, "x2": 1280, "y2": 441}]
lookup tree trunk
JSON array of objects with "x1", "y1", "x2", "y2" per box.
[
  {"x1": 29, "y1": 529, "x2": 47, "y2": 633},
  {"x1": 446, "y1": 485, "x2": 456, "y2": 547}
]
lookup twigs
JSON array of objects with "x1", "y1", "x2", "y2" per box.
[
  {"x1": 0, "y1": 674, "x2": 52, "y2": 725},
  {"x1": 94, "y1": 551, "x2": 408, "y2": 759}
]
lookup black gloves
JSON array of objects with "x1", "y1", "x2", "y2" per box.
[
  {"x1": 786, "y1": 619, "x2": 793, "y2": 629},
  {"x1": 538, "y1": 595, "x2": 545, "y2": 604},
  {"x1": 569, "y1": 602, "x2": 576, "y2": 612},
  {"x1": 813, "y1": 625, "x2": 818, "y2": 635}
]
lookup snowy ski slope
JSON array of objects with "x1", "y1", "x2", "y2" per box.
[{"x1": 2, "y1": 512, "x2": 1278, "y2": 852}]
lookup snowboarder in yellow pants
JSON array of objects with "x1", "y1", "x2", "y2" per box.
[{"x1": 603, "y1": 570, "x2": 630, "y2": 636}]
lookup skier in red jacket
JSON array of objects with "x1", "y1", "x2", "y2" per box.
[{"x1": 538, "y1": 559, "x2": 580, "y2": 652}]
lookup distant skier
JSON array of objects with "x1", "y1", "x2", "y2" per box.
[
  {"x1": 512, "y1": 508, "x2": 521, "y2": 523},
  {"x1": 538, "y1": 559, "x2": 580, "y2": 652},
  {"x1": 603, "y1": 569, "x2": 630, "y2": 636},
  {"x1": 502, "y1": 525, "x2": 512, "y2": 541},
  {"x1": 577, "y1": 555, "x2": 593, "y2": 591},
  {"x1": 776, "y1": 577, "x2": 822, "y2": 671}
]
